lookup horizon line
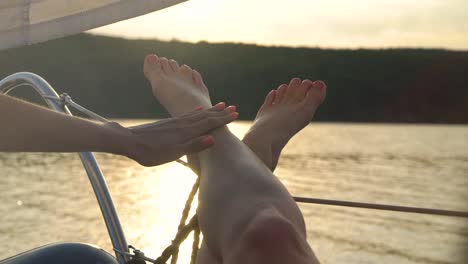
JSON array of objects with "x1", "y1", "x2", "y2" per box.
[{"x1": 86, "y1": 32, "x2": 468, "y2": 53}]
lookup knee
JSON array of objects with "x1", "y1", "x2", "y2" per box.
[
  {"x1": 224, "y1": 207, "x2": 313, "y2": 264},
  {"x1": 242, "y1": 207, "x2": 305, "y2": 251}
]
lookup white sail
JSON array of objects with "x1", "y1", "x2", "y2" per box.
[{"x1": 0, "y1": 0, "x2": 188, "y2": 51}]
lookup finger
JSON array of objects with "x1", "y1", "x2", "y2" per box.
[
  {"x1": 177, "y1": 106, "x2": 205, "y2": 119},
  {"x1": 132, "y1": 104, "x2": 236, "y2": 136},
  {"x1": 176, "y1": 109, "x2": 239, "y2": 140},
  {"x1": 177, "y1": 103, "x2": 223, "y2": 120},
  {"x1": 189, "y1": 111, "x2": 239, "y2": 136},
  {"x1": 182, "y1": 102, "x2": 225, "y2": 117},
  {"x1": 180, "y1": 103, "x2": 231, "y2": 123},
  {"x1": 189, "y1": 106, "x2": 237, "y2": 125},
  {"x1": 178, "y1": 135, "x2": 215, "y2": 155}
]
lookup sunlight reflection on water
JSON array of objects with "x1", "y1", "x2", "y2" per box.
[{"x1": 1, "y1": 122, "x2": 467, "y2": 264}]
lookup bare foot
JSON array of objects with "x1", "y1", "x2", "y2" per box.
[
  {"x1": 143, "y1": 53, "x2": 326, "y2": 172},
  {"x1": 243, "y1": 78, "x2": 327, "y2": 170},
  {"x1": 143, "y1": 54, "x2": 212, "y2": 116}
]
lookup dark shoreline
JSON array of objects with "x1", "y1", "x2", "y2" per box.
[{"x1": 2, "y1": 33, "x2": 467, "y2": 124}]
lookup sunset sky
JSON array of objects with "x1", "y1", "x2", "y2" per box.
[{"x1": 90, "y1": 0, "x2": 468, "y2": 50}]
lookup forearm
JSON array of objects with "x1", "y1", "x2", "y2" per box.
[{"x1": 0, "y1": 94, "x2": 128, "y2": 154}]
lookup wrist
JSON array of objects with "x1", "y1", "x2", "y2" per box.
[{"x1": 100, "y1": 121, "x2": 135, "y2": 158}]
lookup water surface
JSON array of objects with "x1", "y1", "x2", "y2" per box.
[{"x1": 1, "y1": 122, "x2": 467, "y2": 263}]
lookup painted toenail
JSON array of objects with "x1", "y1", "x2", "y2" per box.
[
  {"x1": 147, "y1": 55, "x2": 157, "y2": 64},
  {"x1": 313, "y1": 81, "x2": 325, "y2": 89},
  {"x1": 202, "y1": 135, "x2": 215, "y2": 146},
  {"x1": 194, "y1": 106, "x2": 204, "y2": 111},
  {"x1": 230, "y1": 112, "x2": 239, "y2": 119},
  {"x1": 226, "y1": 106, "x2": 237, "y2": 113},
  {"x1": 215, "y1": 102, "x2": 226, "y2": 110}
]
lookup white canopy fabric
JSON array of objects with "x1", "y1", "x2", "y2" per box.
[{"x1": 0, "y1": 0, "x2": 187, "y2": 51}]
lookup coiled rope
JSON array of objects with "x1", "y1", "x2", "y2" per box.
[{"x1": 153, "y1": 178, "x2": 201, "y2": 264}]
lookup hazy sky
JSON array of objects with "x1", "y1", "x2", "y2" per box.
[{"x1": 90, "y1": 0, "x2": 468, "y2": 50}]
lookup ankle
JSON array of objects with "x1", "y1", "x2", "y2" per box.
[
  {"x1": 242, "y1": 131, "x2": 274, "y2": 171},
  {"x1": 243, "y1": 126, "x2": 274, "y2": 147}
]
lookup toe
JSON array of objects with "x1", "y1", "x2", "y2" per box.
[
  {"x1": 284, "y1": 77, "x2": 302, "y2": 102},
  {"x1": 144, "y1": 54, "x2": 158, "y2": 65},
  {"x1": 273, "y1": 84, "x2": 288, "y2": 104},
  {"x1": 192, "y1": 69, "x2": 209, "y2": 94},
  {"x1": 289, "y1": 77, "x2": 302, "y2": 88},
  {"x1": 264, "y1": 90, "x2": 277, "y2": 106},
  {"x1": 179, "y1": 64, "x2": 193, "y2": 80},
  {"x1": 192, "y1": 69, "x2": 204, "y2": 86},
  {"x1": 143, "y1": 54, "x2": 162, "y2": 79},
  {"x1": 159, "y1": 57, "x2": 173, "y2": 74},
  {"x1": 304, "y1": 80, "x2": 327, "y2": 110},
  {"x1": 169, "y1": 59, "x2": 180, "y2": 72},
  {"x1": 294, "y1": 79, "x2": 314, "y2": 101}
]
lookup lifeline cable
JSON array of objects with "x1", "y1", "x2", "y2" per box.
[{"x1": 293, "y1": 196, "x2": 468, "y2": 218}]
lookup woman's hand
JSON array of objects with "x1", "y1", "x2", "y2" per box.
[
  {"x1": 0, "y1": 95, "x2": 236, "y2": 160},
  {"x1": 109, "y1": 103, "x2": 238, "y2": 166}
]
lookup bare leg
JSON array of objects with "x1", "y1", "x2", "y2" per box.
[
  {"x1": 197, "y1": 77, "x2": 326, "y2": 263},
  {"x1": 144, "y1": 54, "x2": 325, "y2": 264}
]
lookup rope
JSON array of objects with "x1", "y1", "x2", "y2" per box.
[
  {"x1": 191, "y1": 225, "x2": 201, "y2": 263},
  {"x1": 153, "y1": 215, "x2": 199, "y2": 264},
  {"x1": 153, "y1": 178, "x2": 200, "y2": 264},
  {"x1": 170, "y1": 177, "x2": 200, "y2": 264}
]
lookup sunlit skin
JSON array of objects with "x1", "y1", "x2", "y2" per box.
[
  {"x1": 0, "y1": 94, "x2": 238, "y2": 166},
  {"x1": 143, "y1": 54, "x2": 326, "y2": 264}
]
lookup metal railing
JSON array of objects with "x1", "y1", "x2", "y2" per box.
[{"x1": 0, "y1": 72, "x2": 129, "y2": 264}]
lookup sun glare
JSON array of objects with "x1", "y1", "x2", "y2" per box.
[
  {"x1": 90, "y1": 0, "x2": 468, "y2": 50},
  {"x1": 127, "y1": 160, "x2": 199, "y2": 263}
]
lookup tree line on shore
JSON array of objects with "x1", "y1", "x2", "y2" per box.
[{"x1": 1, "y1": 34, "x2": 467, "y2": 123}]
